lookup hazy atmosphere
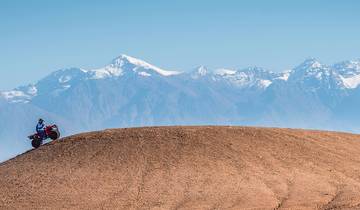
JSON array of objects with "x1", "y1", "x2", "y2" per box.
[{"x1": 2, "y1": 1, "x2": 360, "y2": 209}]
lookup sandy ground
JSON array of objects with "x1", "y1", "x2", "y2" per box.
[{"x1": 1, "y1": 126, "x2": 360, "y2": 210}]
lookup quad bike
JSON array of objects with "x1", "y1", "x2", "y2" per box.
[{"x1": 28, "y1": 125, "x2": 60, "y2": 148}]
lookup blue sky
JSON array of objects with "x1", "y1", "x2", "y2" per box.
[{"x1": 0, "y1": 0, "x2": 360, "y2": 90}]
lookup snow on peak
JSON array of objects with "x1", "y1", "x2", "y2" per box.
[
  {"x1": 138, "y1": 71, "x2": 151, "y2": 77},
  {"x1": 211, "y1": 67, "x2": 276, "y2": 89},
  {"x1": 190, "y1": 66, "x2": 209, "y2": 79},
  {"x1": 289, "y1": 58, "x2": 332, "y2": 82},
  {"x1": 334, "y1": 60, "x2": 360, "y2": 89},
  {"x1": 1, "y1": 90, "x2": 27, "y2": 99},
  {"x1": 59, "y1": 75, "x2": 72, "y2": 83},
  {"x1": 276, "y1": 70, "x2": 291, "y2": 81},
  {"x1": 311, "y1": 61, "x2": 322, "y2": 68},
  {"x1": 88, "y1": 54, "x2": 181, "y2": 79},
  {"x1": 259, "y1": 80, "x2": 272, "y2": 88},
  {"x1": 337, "y1": 60, "x2": 360, "y2": 67},
  {"x1": 346, "y1": 60, "x2": 360, "y2": 69},
  {"x1": 333, "y1": 60, "x2": 360, "y2": 74},
  {"x1": 213, "y1": 68, "x2": 237, "y2": 76},
  {"x1": 196, "y1": 66, "x2": 208, "y2": 76},
  {"x1": 49, "y1": 68, "x2": 88, "y2": 83},
  {"x1": 0, "y1": 90, "x2": 31, "y2": 103},
  {"x1": 89, "y1": 66, "x2": 123, "y2": 79},
  {"x1": 297, "y1": 58, "x2": 323, "y2": 69},
  {"x1": 0, "y1": 84, "x2": 38, "y2": 103},
  {"x1": 111, "y1": 54, "x2": 182, "y2": 76},
  {"x1": 27, "y1": 85, "x2": 38, "y2": 96},
  {"x1": 341, "y1": 74, "x2": 360, "y2": 89}
]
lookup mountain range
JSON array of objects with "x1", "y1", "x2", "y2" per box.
[{"x1": 1, "y1": 54, "x2": 360, "y2": 161}]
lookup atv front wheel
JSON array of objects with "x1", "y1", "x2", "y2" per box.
[{"x1": 48, "y1": 130, "x2": 60, "y2": 140}]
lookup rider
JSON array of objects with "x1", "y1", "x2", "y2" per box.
[{"x1": 36, "y1": 118, "x2": 46, "y2": 140}]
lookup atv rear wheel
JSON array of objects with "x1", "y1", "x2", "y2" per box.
[{"x1": 31, "y1": 137, "x2": 43, "y2": 149}]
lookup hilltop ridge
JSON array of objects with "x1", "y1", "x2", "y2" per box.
[{"x1": 1, "y1": 126, "x2": 360, "y2": 209}]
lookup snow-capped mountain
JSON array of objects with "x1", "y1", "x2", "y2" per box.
[
  {"x1": 333, "y1": 60, "x2": 360, "y2": 89},
  {"x1": 91, "y1": 54, "x2": 181, "y2": 79},
  {"x1": 215, "y1": 67, "x2": 279, "y2": 89},
  {"x1": 1, "y1": 54, "x2": 360, "y2": 161},
  {"x1": 1, "y1": 55, "x2": 182, "y2": 103},
  {"x1": 288, "y1": 58, "x2": 339, "y2": 85}
]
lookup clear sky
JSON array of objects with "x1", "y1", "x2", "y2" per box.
[{"x1": 1, "y1": 0, "x2": 360, "y2": 90}]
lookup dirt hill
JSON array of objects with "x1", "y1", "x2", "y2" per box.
[{"x1": 1, "y1": 126, "x2": 360, "y2": 209}]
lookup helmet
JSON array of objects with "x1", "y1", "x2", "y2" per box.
[{"x1": 38, "y1": 118, "x2": 44, "y2": 123}]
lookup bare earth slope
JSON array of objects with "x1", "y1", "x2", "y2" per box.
[{"x1": 1, "y1": 126, "x2": 360, "y2": 210}]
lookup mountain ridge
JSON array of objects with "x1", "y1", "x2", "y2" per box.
[{"x1": 2, "y1": 55, "x2": 360, "y2": 103}]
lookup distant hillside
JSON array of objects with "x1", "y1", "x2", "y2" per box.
[{"x1": 1, "y1": 126, "x2": 360, "y2": 209}]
